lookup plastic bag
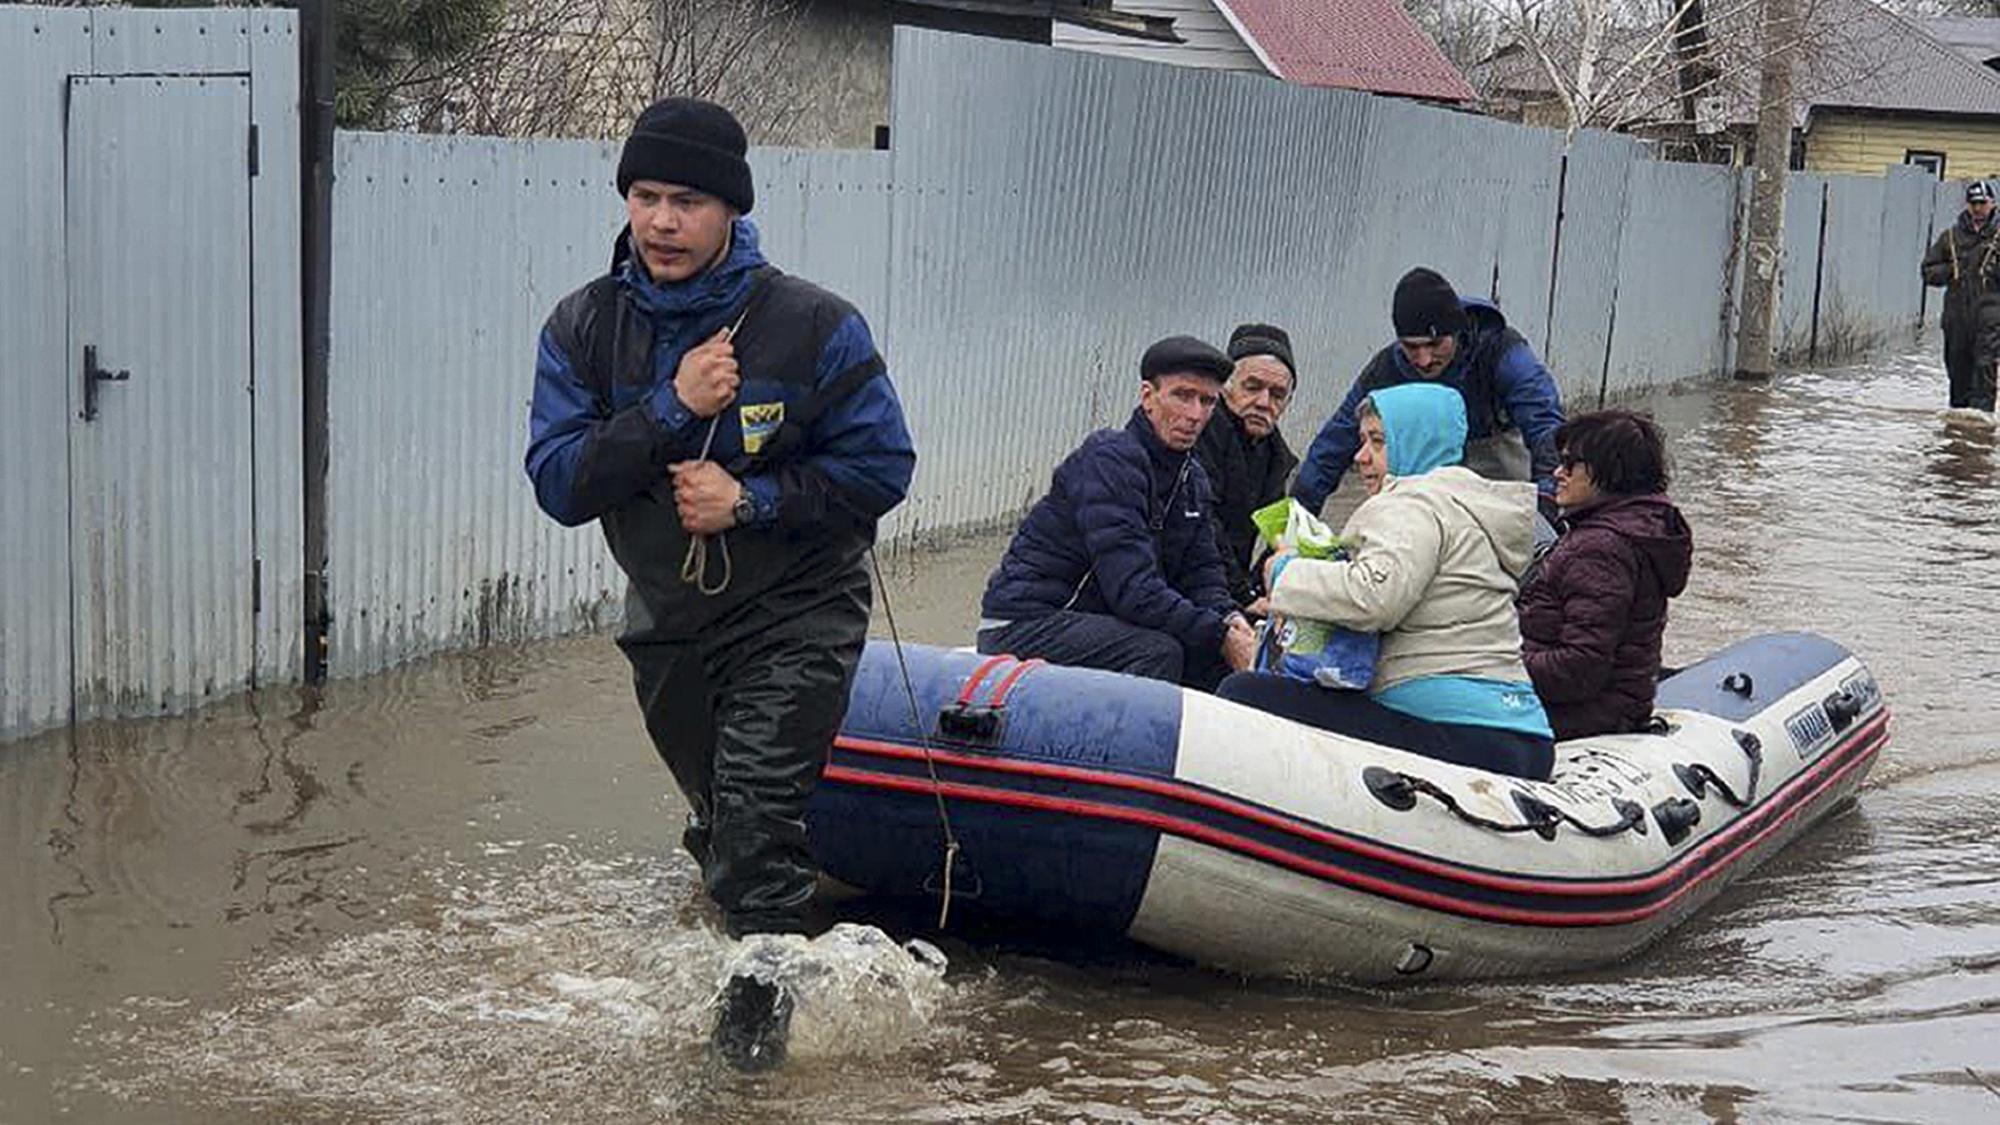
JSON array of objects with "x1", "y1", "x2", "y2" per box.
[
  {"x1": 1248, "y1": 499, "x2": 1379, "y2": 691},
  {"x1": 1249, "y1": 497, "x2": 1342, "y2": 561}
]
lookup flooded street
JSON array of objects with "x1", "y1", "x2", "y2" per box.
[{"x1": 5, "y1": 347, "x2": 1999, "y2": 1123}]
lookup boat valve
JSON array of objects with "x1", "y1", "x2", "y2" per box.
[
  {"x1": 1822, "y1": 688, "x2": 1863, "y2": 733},
  {"x1": 1652, "y1": 797, "x2": 1702, "y2": 845}
]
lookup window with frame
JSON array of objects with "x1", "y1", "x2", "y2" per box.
[{"x1": 1905, "y1": 150, "x2": 1947, "y2": 177}]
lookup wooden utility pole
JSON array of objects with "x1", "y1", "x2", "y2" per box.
[{"x1": 1736, "y1": 0, "x2": 1798, "y2": 380}]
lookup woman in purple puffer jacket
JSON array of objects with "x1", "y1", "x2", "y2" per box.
[{"x1": 1518, "y1": 411, "x2": 1693, "y2": 741}]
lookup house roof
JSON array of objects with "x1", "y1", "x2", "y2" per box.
[
  {"x1": 898, "y1": 1, "x2": 1182, "y2": 43},
  {"x1": 1476, "y1": 0, "x2": 2000, "y2": 129},
  {"x1": 1921, "y1": 16, "x2": 2000, "y2": 69},
  {"x1": 1216, "y1": 0, "x2": 1476, "y2": 103},
  {"x1": 1810, "y1": 0, "x2": 2000, "y2": 120}
]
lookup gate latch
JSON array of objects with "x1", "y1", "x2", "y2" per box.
[{"x1": 81, "y1": 344, "x2": 131, "y2": 422}]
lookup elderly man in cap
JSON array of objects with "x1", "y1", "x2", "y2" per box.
[
  {"x1": 1294, "y1": 267, "x2": 1565, "y2": 516},
  {"x1": 1193, "y1": 322, "x2": 1301, "y2": 611},
  {"x1": 977, "y1": 336, "x2": 1258, "y2": 689},
  {"x1": 1922, "y1": 178, "x2": 2000, "y2": 414},
  {"x1": 525, "y1": 97, "x2": 915, "y2": 1071}
]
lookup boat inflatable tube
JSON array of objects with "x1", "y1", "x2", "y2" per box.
[{"x1": 808, "y1": 632, "x2": 1888, "y2": 981}]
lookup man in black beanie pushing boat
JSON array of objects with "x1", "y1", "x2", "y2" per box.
[
  {"x1": 1294, "y1": 267, "x2": 1565, "y2": 519},
  {"x1": 525, "y1": 97, "x2": 916, "y2": 1071}
]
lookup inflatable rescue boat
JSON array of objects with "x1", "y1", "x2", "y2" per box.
[{"x1": 807, "y1": 633, "x2": 1889, "y2": 981}]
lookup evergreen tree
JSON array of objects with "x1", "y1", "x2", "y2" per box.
[{"x1": 124, "y1": 0, "x2": 503, "y2": 128}]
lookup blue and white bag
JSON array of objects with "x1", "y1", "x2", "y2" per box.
[{"x1": 1248, "y1": 500, "x2": 1379, "y2": 691}]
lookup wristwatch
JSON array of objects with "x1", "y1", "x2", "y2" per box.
[{"x1": 731, "y1": 490, "x2": 758, "y2": 528}]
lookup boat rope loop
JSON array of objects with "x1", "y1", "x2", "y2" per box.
[
  {"x1": 1732, "y1": 728, "x2": 1763, "y2": 801},
  {"x1": 868, "y1": 545, "x2": 964, "y2": 930},
  {"x1": 1365, "y1": 766, "x2": 1646, "y2": 841},
  {"x1": 1675, "y1": 763, "x2": 1749, "y2": 808},
  {"x1": 1673, "y1": 727, "x2": 1764, "y2": 809}
]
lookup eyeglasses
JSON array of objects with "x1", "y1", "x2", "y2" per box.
[{"x1": 1557, "y1": 452, "x2": 1585, "y2": 471}]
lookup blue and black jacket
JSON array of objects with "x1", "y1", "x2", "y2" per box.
[
  {"x1": 1294, "y1": 296, "x2": 1564, "y2": 511},
  {"x1": 525, "y1": 219, "x2": 915, "y2": 639},
  {"x1": 981, "y1": 410, "x2": 1237, "y2": 654}
]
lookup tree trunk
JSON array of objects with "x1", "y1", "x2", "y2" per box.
[
  {"x1": 1670, "y1": 0, "x2": 1718, "y2": 161},
  {"x1": 1736, "y1": 0, "x2": 1797, "y2": 379}
]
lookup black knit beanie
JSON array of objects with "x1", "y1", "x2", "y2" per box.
[
  {"x1": 1227, "y1": 322, "x2": 1296, "y2": 384},
  {"x1": 1392, "y1": 268, "x2": 1468, "y2": 339},
  {"x1": 1141, "y1": 336, "x2": 1232, "y2": 384},
  {"x1": 616, "y1": 97, "x2": 755, "y2": 214}
]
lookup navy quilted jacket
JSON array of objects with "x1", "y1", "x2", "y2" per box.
[{"x1": 981, "y1": 410, "x2": 1236, "y2": 653}]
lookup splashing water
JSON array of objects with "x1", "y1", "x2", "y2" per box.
[
  {"x1": 73, "y1": 851, "x2": 955, "y2": 1122},
  {"x1": 717, "y1": 924, "x2": 950, "y2": 1060}
]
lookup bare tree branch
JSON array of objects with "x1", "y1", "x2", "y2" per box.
[
  {"x1": 365, "y1": 0, "x2": 817, "y2": 142},
  {"x1": 1473, "y1": 0, "x2": 1894, "y2": 144}
]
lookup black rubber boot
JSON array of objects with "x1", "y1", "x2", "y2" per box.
[{"x1": 711, "y1": 973, "x2": 793, "y2": 1073}]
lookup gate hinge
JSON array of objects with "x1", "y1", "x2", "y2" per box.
[{"x1": 248, "y1": 123, "x2": 259, "y2": 178}]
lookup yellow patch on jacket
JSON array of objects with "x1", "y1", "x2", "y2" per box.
[{"x1": 739, "y1": 401, "x2": 785, "y2": 455}]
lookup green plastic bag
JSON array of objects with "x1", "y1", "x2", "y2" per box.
[
  {"x1": 1248, "y1": 499, "x2": 1377, "y2": 691},
  {"x1": 1250, "y1": 498, "x2": 1346, "y2": 560}
]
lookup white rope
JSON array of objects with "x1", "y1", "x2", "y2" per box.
[{"x1": 679, "y1": 302, "x2": 756, "y2": 597}]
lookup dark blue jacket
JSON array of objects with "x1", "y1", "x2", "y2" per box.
[
  {"x1": 1294, "y1": 296, "x2": 1564, "y2": 511},
  {"x1": 981, "y1": 410, "x2": 1236, "y2": 653},
  {"x1": 525, "y1": 219, "x2": 914, "y2": 638}
]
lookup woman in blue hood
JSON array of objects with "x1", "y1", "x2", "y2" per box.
[{"x1": 1218, "y1": 383, "x2": 1555, "y2": 779}]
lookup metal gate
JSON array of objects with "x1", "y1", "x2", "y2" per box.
[{"x1": 64, "y1": 74, "x2": 258, "y2": 720}]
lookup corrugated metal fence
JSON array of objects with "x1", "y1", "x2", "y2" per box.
[
  {"x1": 326, "y1": 136, "x2": 892, "y2": 674},
  {"x1": 0, "y1": 18, "x2": 1954, "y2": 731},
  {"x1": 324, "y1": 29, "x2": 1939, "y2": 676},
  {"x1": 0, "y1": 6, "x2": 301, "y2": 740}
]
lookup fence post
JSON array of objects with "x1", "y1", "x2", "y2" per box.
[
  {"x1": 299, "y1": 0, "x2": 335, "y2": 684},
  {"x1": 1807, "y1": 181, "x2": 1830, "y2": 365},
  {"x1": 1917, "y1": 179, "x2": 1938, "y2": 329},
  {"x1": 1542, "y1": 150, "x2": 1569, "y2": 359}
]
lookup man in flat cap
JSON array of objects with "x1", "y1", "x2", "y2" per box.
[
  {"x1": 524, "y1": 97, "x2": 915, "y2": 1071},
  {"x1": 977, "y1": 336, "x2": 1257, "y2": 689}
]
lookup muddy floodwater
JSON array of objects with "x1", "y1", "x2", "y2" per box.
[{"x1": 5, "y1": 349, "x2": 1999, "y2": 1123}]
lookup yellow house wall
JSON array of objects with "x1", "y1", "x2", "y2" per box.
[{"x1": 1804, "y1": 112, "x2": 2000, "y2": 179}]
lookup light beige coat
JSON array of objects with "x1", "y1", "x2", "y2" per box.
[{"x1": 1270, "y1": 466, "x2": 1536, "y2": 692}]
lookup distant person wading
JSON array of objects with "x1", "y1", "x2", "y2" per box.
[{"x1": 1922, "y1": 179, "x2": 2000, "y2": 414}]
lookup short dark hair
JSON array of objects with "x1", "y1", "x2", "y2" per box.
[{"x1": 1554, "y1": 410, "x2": 1669, "y2": 495}]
